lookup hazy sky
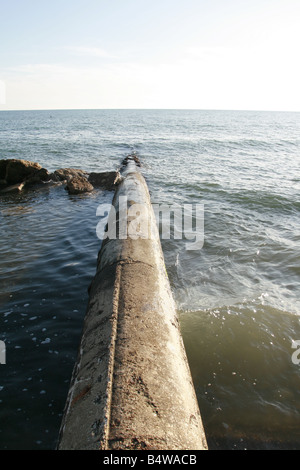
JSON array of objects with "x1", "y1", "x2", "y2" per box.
[{"x1": 1, "y1": 0, "x2": 300, "y2": 111}]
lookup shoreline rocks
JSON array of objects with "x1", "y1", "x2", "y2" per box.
[
  {"x1": 66, "y1": 175, "x2": 94, "y2": 195},
  {"x1": 88, "y1": 171, "x2": 122, "y2": 190},
  {"x1": 0, "y1": 159, "x2": 122, "y2": 196},
  {"x1": 51, "y1": 168, "x2": 89, "y2": 183},
  {"x1": 0, "y1": 159, "x2": 49, "y2": 189}
]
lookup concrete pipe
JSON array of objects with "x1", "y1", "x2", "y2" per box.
[{"x1": 57, "y1": 156, "x2": 207, "y2": 450}]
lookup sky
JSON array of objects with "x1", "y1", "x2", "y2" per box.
[{"x1": 0, "y1": 0, "x2": 300, "y2": 111}]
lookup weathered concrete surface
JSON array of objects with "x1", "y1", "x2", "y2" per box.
[{"x1": 58, "y1": 158, "x2": 207, "y2": 450}]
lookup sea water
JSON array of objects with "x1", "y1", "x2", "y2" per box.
[{"x1": 0, "y1": 109, "x2": 299, "y2": 449}]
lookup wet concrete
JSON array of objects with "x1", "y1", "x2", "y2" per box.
[{"x1": 57, "y1": 157, "x2": 207, "y2": 450}]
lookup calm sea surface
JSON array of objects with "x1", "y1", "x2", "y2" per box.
[{"x1": 0, "y1": 109, "x2": 300, "y2": 449}]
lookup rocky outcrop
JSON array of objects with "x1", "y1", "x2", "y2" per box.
[
  {"x1": 2, "y1": 159, "x2": 49, "y2": 185},
  {"x1": 88, "y1": 171, "x2": 121, "y2": 190},
  {"x1": 25, "y1": 168, "x2": 49, "y2": 185},
  {"x1": 0, "y1": 160, "x2": 8, "y2": 180},
  {"x1": 0, "y1": 179, "x2": 7, "y2": 190},
  {"x1": 0, "y1": 159, "x2": 49, "y2": 192},
  {"x1": 50, "y1": 168, "x2": 95, "y2": 195},
  {"x1": 66, "y1": 175, "x2": 94, "y2": 195},
  {"x1": 0, "y1": 159, "x2": 124, "y2": 196},
  {"x1": 51, "y1": 168, "x2": 89, "y2": 183}
]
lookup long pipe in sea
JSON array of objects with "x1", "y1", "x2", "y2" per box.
[{"x1": 57, "y1": 155, "x2": 208, "y2": 450}]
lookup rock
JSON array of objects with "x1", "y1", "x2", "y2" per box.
[
  {"x1": 53, "y1": 168, "x2": 89, "y2": 182},
  {"x1": 88, "y1": 171, "x2": 121, "y2": 190},
  {"x1": 4, "y1": 159, "x2": 43, "y2": 185},
  {"x1": 66, "y1": 175, "x2": 94, "y2": 195},
  {"x1": 0, "y1": 159, "x2": 50, "y2": 192},
  {"x1": 0, "y1": 179, "x2": 8, "y2": 190},
  {"x1": 25, "y1": 168, "x2": 50, "y2": 185},
  {"x1": 0, "y1": 160, "x2": 122, "y2": 197},
  {"x1": 0, "y1": 160, "x2": 8, "y2": 180},
  {"x1": 121, "y1": 154, "x2": 141, "y2": 167}
]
